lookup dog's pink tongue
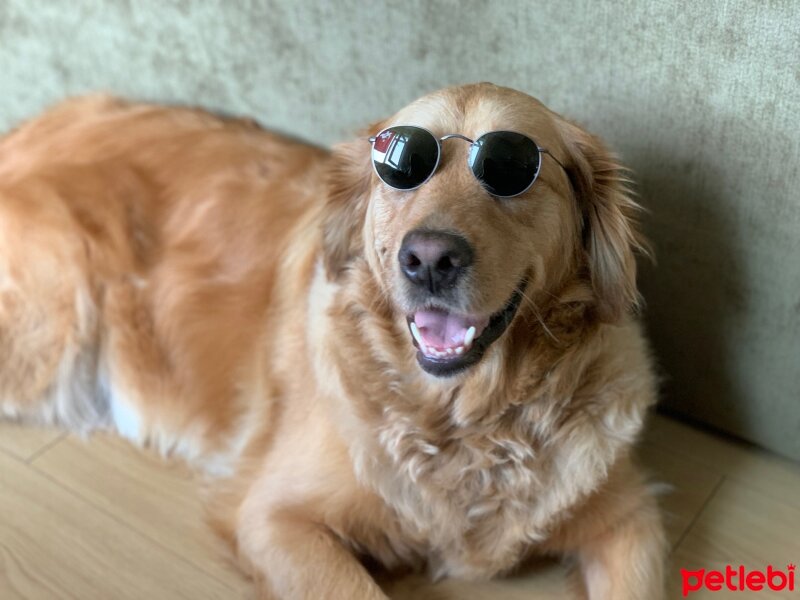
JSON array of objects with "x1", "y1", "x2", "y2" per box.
[{"x1": 414, "y1": 310, "x2": 474, "y2": 348}]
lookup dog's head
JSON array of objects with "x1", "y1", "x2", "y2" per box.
[{"x1": 322, "y1": 83, "x2": 646, "y2": 378}]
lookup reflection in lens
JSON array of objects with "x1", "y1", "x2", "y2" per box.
[
  {"x1": 371, "y1": 126, "x2": 439, "y2": 190},
  {"x1": 468, "y1": 132, "x2": 540, "y2": 197}
]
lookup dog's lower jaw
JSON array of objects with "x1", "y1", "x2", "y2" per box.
[{"x1": 408, "y1": 280, "x2": 528, "y2": 377}]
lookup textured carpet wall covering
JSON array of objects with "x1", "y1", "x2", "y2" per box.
[{"x1": 1, "y1": 1, "x2": 798, "y2": 460}]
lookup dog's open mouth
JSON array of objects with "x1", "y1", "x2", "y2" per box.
[{"x1": 406, "y1": 282, "x2": 526, "y2": 377}]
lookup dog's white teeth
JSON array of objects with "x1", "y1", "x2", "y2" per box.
[
  {"x1": 410, "y1": 322, "x2": 424, "y2": 347},
  {"x1": 418, "y1": 339, "x2": 467, "y2": 360},
  {"x1": 464, "y1": 326, "x2": 476, "y2": 348}
]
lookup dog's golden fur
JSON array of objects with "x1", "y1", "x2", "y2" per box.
[{"x1": 0, "y1": 83, "x2": 665, "y2": 598}]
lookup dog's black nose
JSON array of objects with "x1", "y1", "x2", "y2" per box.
[{"x1": 398, "y1": 230, "x2": 473, "y2": 294}]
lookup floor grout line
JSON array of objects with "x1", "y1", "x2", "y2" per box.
[
  {"x1": 25, "y1": 432, "x2": 68, "y2": 464},
  {"x1": 0, "y1": 444, "x2": 30, "y2": 464},
  {"x1": 672, "y1": 474, "x2": 726, "y2": 552}
]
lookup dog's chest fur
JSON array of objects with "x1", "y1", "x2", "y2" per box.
[{"x1": 348, "y1": 382, "x2": 630, "y2": 580}]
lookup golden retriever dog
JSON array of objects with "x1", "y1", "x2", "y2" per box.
[{"x1": 0, "y1": 83, "x2": 665, "y2": 599}]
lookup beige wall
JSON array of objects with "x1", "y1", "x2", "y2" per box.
[{"x1": 1, "y1": 1, "x2": 798, "y2": 459}]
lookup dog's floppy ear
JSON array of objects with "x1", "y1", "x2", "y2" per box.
[
  {"x1": 321, "y1": 123, "x2": 383, "y2": 279},
  {"x1": 559, "y1": 120, "x2": 650, "y2": 322}
]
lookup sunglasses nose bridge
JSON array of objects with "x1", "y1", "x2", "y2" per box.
[
  {"x1": 439, "y1": 133, "x2": 475, "y2": 144},
  {"x1": 436, "y1": 134, "x2": 477, "y2": 176}
]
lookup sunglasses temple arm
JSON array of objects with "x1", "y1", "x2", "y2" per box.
[{"x1": 540, "y1": 148, "x2": 567, "y2": 171}]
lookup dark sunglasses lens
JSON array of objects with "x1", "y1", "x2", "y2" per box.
[
  {"x1": 468, "y1": 132, "x2": 541, "y2": 197},
  {"x1": 371, "y1": 126, "x2": 439, "y2": 190}
]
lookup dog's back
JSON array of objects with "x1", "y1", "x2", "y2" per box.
[{"x1": 0, "y1": 96, "x2": 327, "y2": 469}]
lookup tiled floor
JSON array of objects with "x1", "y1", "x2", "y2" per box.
[{"x1": 1, "y1": 413, "x2": 798, "y2": 599}]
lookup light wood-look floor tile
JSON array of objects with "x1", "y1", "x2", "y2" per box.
[
  {"x1": 31, "y1": 433, "x2": 252, "y2": 595},
  {"x1": 1, "y1": 415, "x2": 798, "y2": 599},
  {"x1": 0, "y1": 450, "x2": 244, "y2": 599},
  {"x1": 636, "y1": 440, "x2": 724, "y2": 548},
  {"x1": 669, "y1": 479, "x2": 800, "y2": 599},
  {"x1": 644, "y1": 414, "x2": 800, "y2": 506}
]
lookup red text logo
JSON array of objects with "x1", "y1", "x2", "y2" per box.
[{"x1": 681, "y1": 564, "x2": 795, "y2": 596}]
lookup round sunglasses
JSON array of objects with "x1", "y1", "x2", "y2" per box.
[{"x1": 368, "y1": 125, "x2": 563, "y2": 198}]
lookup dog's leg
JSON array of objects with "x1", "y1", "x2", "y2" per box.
[
  {"x1": 575, "y1": 486, "x2": 666, "y2": 600},
  {"x1": 542, "y1": 456, "x2": 667, "y2": 600},
  {"x1": 237, "y1": 507, "x2": 389, "y2": 600},
  {"x1": 228, "y1": 441, "x2": 392, "y2": 600}
]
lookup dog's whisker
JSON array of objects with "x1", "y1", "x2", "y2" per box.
[{"x1": 517, "y1": 288, "x2": 559, "y2": 344}]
